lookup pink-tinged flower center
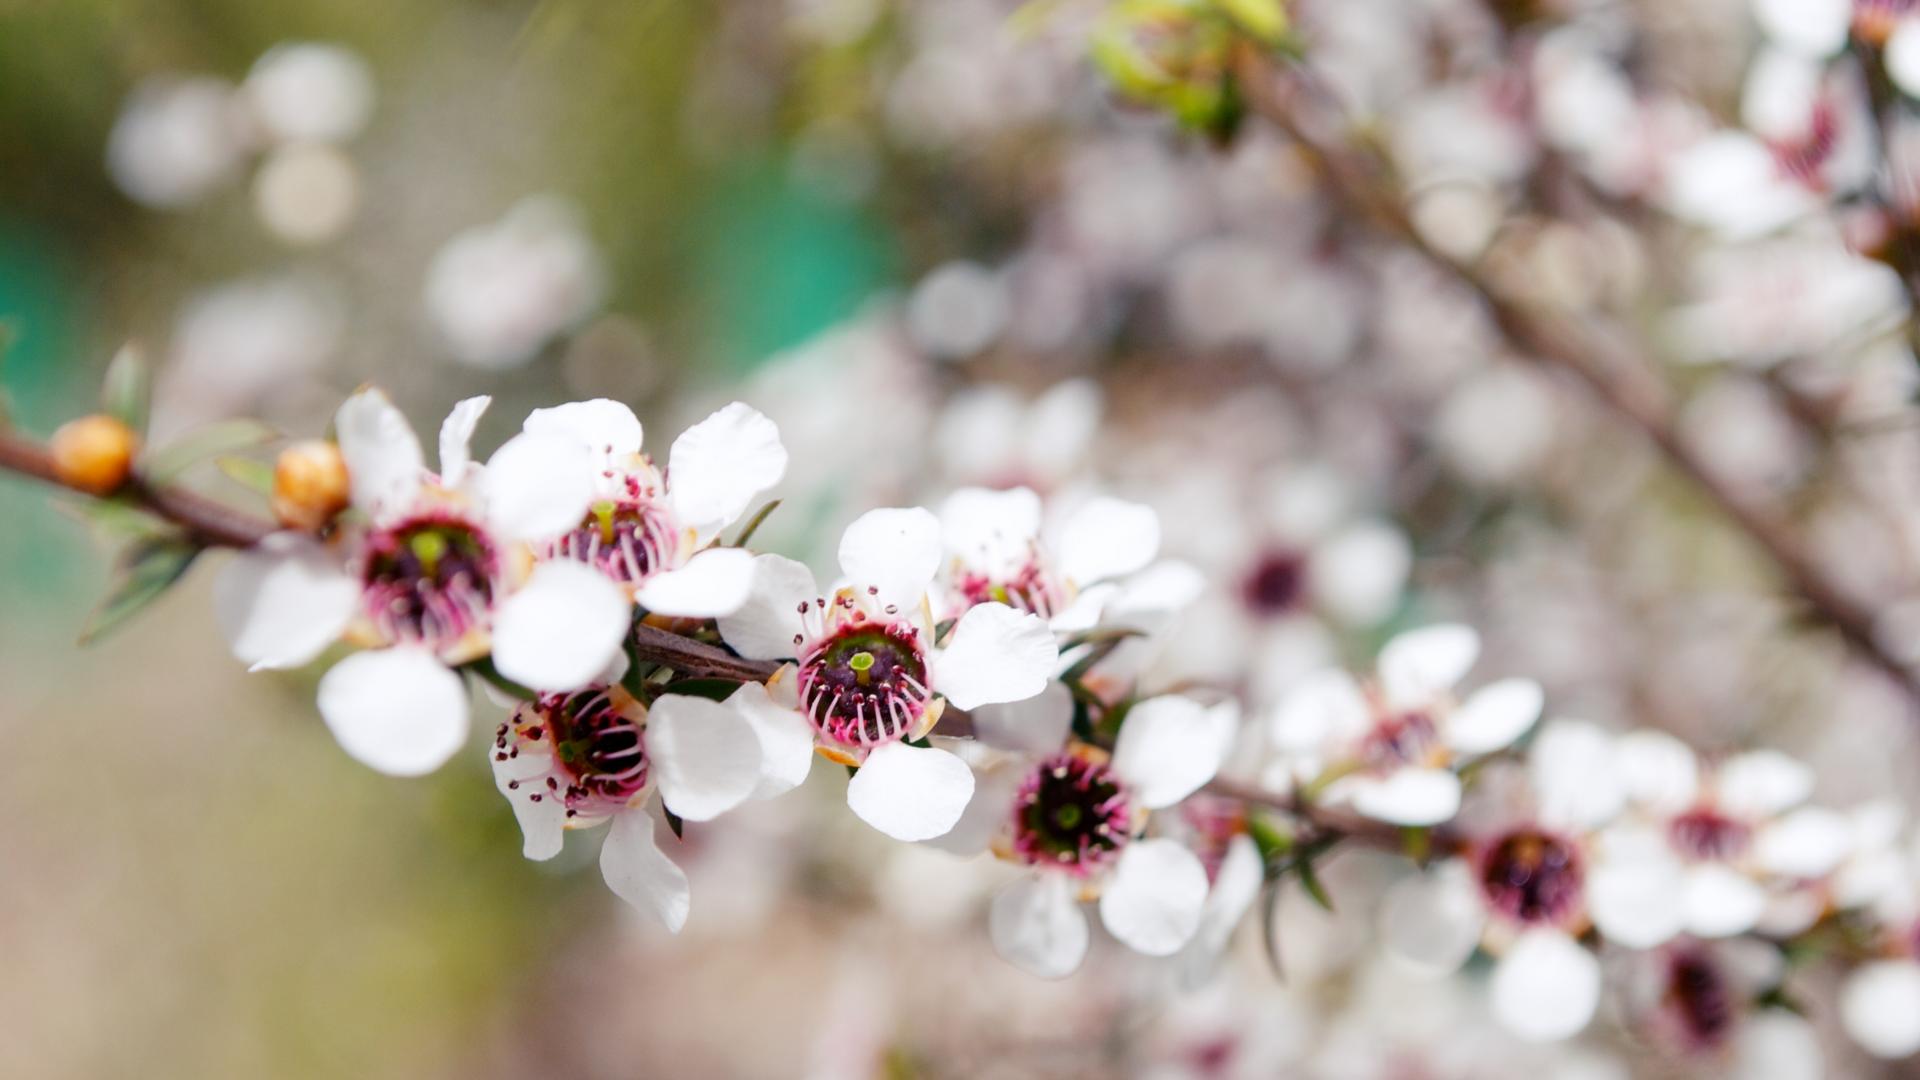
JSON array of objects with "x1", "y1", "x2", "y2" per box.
[
  {"x1": 797, "y1": 613, "x2": 932, "y2": 749},
  {"x1": 1479, "y1": 829, "x2": 1584, "y2": 926},
  {"x1": 361, "y1": 516, "x2": 497, "y2": 646},
  {"x1": 1668, "y1": 808, "x2": 1752, "y2": 862},
  {"x1": 500, "y1": 688, "x2": 650, "y2": 817},
  {"x1": 1180, "y1": 795, "x2": 1249, "y2": 882},
  {"x1": 1012, "y1": 752, "x2": 1132, "y2": 875},
  {"x1": 1241, "y1": 549, "x2": 1307, "y2": 618},
  {"x1": 551, "y1": 497, "x2": 678, "y2": 585},
  {"x1": 1772, "y1": 100, "x2": 1841, "y2": 190},
  {"x1": 1857, "y1": 0, "x2": 1920, "y2": 42},
  {"x1": 1360, "y1": 709, "x2": 1441, "y2": 773},
  {"x1": 952, "y1": 559, "x2": 1067, "y2": 620},
  {"x1": 1661, "y1": 946, "x2": 1739, "y2": 1052}
]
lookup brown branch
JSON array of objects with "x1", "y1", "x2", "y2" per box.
[
  {"x1": 1230, "y1": 47, "x2": 1920, "y2": 702},
  {"x1": 0, "y1": 430, "x2": 274, "y2": 548}
]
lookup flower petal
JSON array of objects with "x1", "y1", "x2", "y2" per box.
[
  {"x1": 1443, "y1": 678, "x2": 1543, "y2": 756},
  {"x1": 481, "y1": 431, "x2": 597, "y2": 542},
  {"x1": 1379, "y1": 860, "x2": 1486, "y2": 977},
  {"x1": 1306, "y1": 520, "x2": 1411, "y2": 627},
  {"x1": 969, "y1": 680, "x2": 1074, "y2": 756},
  {"x1": 1684, "y1": 863, "x2": 1767, "y2": 938},
  {"x1": 716, "y1": 554, "x2": 818, "y2": 660},
  {"x1": 1110, "y1": 695, "x2": 1235, "y2": 809},
  {"x1": 1378, "y1": 624, "x2": 1480, "y2": 708},
  {"x1": 847, "y1": 741, "x2": 975, "y2": 841},
  {"x1": 1528, "y1": 719, "x2": 1625, "y2": 831},
  {"x1": 1586, "y1": 843, "x2": 1686, "y2": 949},
  {"x1": 1268, "y1": 668, "x2": 1371, "y2": 752},
  {"x1": 933, "y1": 602, "x2": 1058, "y2": 710},
  {"x1": 645, "y1": 693, "x2": 762, "y2": 822},
  {"x1": 1615, "y1": 729, "x2": 1699, "y2": 811},
  {"x1": 990, "y1": 873, "x2": 1089, "y2": 979},
  {"x1": 492, "y1": 740, "x2": 565, "y2": 860},
  {"x1": 1892, "y1": 20, "x2": 1920, "y2": 99},
  {"x1": 1716, "y1": 749, "x2": 1813, "y2": 820},
  {"x1": 334, "y1": 387, "x2": 423, "y2": 524},
  {"x1": 437, "y1": 395, "x2": 491, "y2": 488},
  {"x1": 316, "y1": 647, "x2": 468, "y2": 776},
  {"x1": 937, "y1": 486, "x2": 1043, "y2": 574},
  {"x1": 1054, "y1": 495, "x2": 1160, "y2": 585},
  {"x1": 600, "y1": 806, "x2": 691, "y2": 933},
  {"x1": 1752, "y1": 0, "x2": 1850, "y2": 56},
  {"x1": 1489, "y1": 930, "x2": 1600, "y2": 1042},
  {"x1": 726, "y1": 680, "x2": 815, "y2": 799},
  {"x1": 1182, "y1": 834, "x2": 1264, "y2": 976},
  {"x1": 1754, "y1": 806, "x2": 1854, "y2": 879},
  {"x1": 632, "y1": 547, "x2": 755, "y2": 618},
  {"x1": 1731, "y1": 1010, "x2": 1824, "y2": 1080},
  {"x1": 837, "y1": 506, "x2": 941, "y2": 608},
  {"x1": 522, "y1": 398, "x2": 643, "y2": 465},
  {"x1": 1097, "y1": 838, "x2": 1210, "y2": 956},
  {"x1": 490, "y1": 561, "x2": 630, "y2": 691},
  {"x1": 1345, "y1": 767, "x2": 1463, "y2": 826},
  {"x1": 666, "y1": 401, "x2": 787, "y2": 537},
  {"x1": 214, "y1": 533, "x2": 358, "y2": 670},
  {"x1": 1842, "y1": 961, "x2": 1920, "y2": 1059}
]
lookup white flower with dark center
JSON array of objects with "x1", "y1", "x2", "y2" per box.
[
  {"x1": 1377, "y1": 721, "x2": 1624, "y2": 1042},
  {"x1": 215, "y1": 388, "x2": 628, "y2": 775},
  {"x1": 424, "y1": 196, "x2": 605, "y2": 370},
  {"x1": 941, "y1": 685, "x2": 1239, "y2": 977},
  {"x1": 717, "y1": 507, "x2": 1060, "y2": 840},
  {"x1": 519, "y1": 398, "x2": 786, "y2": 618},
  {"x1": 934, "y1": 486, "x2": 1190, "y2": 634},
  {"x1": 1581, "y1": 732, "x2": 1851, "y2": 947},
  {"x1": 1268, "y1": 624, "x2": 1544, "y2": 826},
  {"x1": 1614, "y1": 936, "x2": 1821, "y2": 1076},
  {"x1": 1833, "y1": 816, "x2": 1920, "y2": 1059},
  {"x1": 491, "y1": 680, "x2": 807, "y2": 930}
]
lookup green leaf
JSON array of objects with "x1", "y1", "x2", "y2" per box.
[
  {"x1": 57, "y1": 495, "x2": 170, "y2": 541},
  {"x1": 729, "y1": 499, "x2": 781, "y2": 548},
  {"x1": 79, "y1": 535, "x2": 200, "y2": 644},
  {"x1": 143, "y1": 419, "x2": 278, "y2": 484},
  {"x1": 465, "y1": 657, "x2": 536, "y2": 703},
  {"x1": 663, "y1": 806, "x2": 685, "y2": 840},
  {"x1": 100, "y1": 343, "x2": 150, "y2": 436},
  {"x1": 1259, "y1": 879, "x2": 1286, "y2": 980},
  {"x1": 1213, "y1": 0, "x2": 1287, "y2": 42},
  {"x1": 216, "y1": 455, "x2": 276, "y2": 496},
  {"x1": 1296, "y1": 857, "x2": 1335, "y2": 912}
]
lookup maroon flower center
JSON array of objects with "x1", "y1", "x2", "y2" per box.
[
  {"x1": 552, "y1": 498, "x2": 678, "y2": 585},
  {"x1": 952, "y1": 560, "x2": 1065, "y2": 620},
  {"x1": 361, "y1": 516, "x2": 497, "y2": 646},
  {"x1": 1668, "y1": 808, "x2": 1752, "y2": 862},
  {"x1": 1479, "y1": 829, "x2": 1584, "y2": 926},
  {"x1": 1012, "y1": 752, "x2": 1132, "y2": 875},
  {"x1": 1662, "y1": 947, "x2": 1739, "y2": 1052},
  {"x1": 1772, "y1": 100, "x2": 1840, "y2": 189},
  {"x1": 797, "y1": 620, "x2": 931, "y2": 749},
  {"x1": 1241, "y1": 550, "x2": 1307, "y2": 618},
  {"x1": 502, "y1": 688, "x2": 650, "y2": 816},
  {"x1": 1360, "y1": 709, "x2": 1441, "y2": 773}
]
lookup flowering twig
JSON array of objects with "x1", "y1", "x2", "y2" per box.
[
  {"x1": 1230, "y1": 47, "x2": 1920, "y2": 704},
  {"x1": 0, "y1": 428, "x2": 272, "y2": 549}
]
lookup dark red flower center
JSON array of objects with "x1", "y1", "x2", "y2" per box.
[
  {"x1": 798, "y1": 621, "x2": 931, "y2": 749},
  {"x1": 1479, "y1": 829, "x2": 1584, "y2": 926},
  {"x1": 362, "y1": 516, "x2": 497, "y2": 645},
  {"x1": 1012, "y1": 752, "x2": 1132, "y2": 875}
]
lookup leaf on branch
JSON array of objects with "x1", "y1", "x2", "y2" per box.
[
  {"x1": 1296, "y1": 857, "x2": 1335, "y2": 913},
  {"x1": 100, "y1": 343, "x2": 150, "y2": 437},
  {"x1": 1212, "y1": 0, "x2": 1287, "y2": 43},
  {"x1": 729, "y1": 499, "x2": 781, "y2": 548},
  {"x1": 79, "y1": 535, "x2": 200, "y2": 644},
  {"x1": 216, "y1": 455, "x2": 276, "y2": 496},
  {"x1": 57, "y1": 495, "x2": 170, "y2": 541},
  {"x1": 143, "y1": 419, "x2": 278, "y2": 484},
  {"x1": 1260, "y1": 879, "x2": 1286, "y2": 981}
]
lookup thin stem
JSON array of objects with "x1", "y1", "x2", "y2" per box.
[{"x1": 0, "y1": 430, "x2": 272, "y2": 548}]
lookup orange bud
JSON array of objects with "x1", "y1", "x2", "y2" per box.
[
  {"x1": 271, "y1": 439, "x2": 350, "y2": 530},
  {"x1": 49, "y1": 414, "x2": 139, "y2": 496}
]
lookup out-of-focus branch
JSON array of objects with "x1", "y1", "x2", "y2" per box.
[
  {"x1": 1231, "y1": 47, "x2": 1920, "y2": 703},
  {"x1": 0, "y1": 429, "x2": 273, "y2": 548}
]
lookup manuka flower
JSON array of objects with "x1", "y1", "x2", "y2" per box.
[
  {"x1": 718, "y1": 507, "x2": 1060, "y2": 841},
  {"x1": 518, "y1": 397, "x2": 786, "y2": 617},
  {"x1": 1267, "y1": 624, "x2": 1544, "y2": 826},
  {"x1": 215, "y1": 389, "x2": 628, "y2": 775}
]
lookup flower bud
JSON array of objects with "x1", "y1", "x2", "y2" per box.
[
  {"x1": 272, "y1": 439, "x2": 350, "y2": 530},
  {"x1": 50, "y1": 414, "x2": 139, "y2": 495}
]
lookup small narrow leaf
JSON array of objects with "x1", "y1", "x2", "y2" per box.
[
  {"x1": 663, "y1": 806, "x2": 685, "y2": 840},
  {"x1": 729, "y1": 499, "x2": 781, "y2": 548},
  {"x1": 216, "y1": 455, "x2": 276, "y2": 495},
  {"x1": 1297, "y1": 857, "x2": 1335, "y2": 913},
  {"x1": 64, "y1": 496, "x2": 170, "y2": 541},
  {"x1": 79, "y1": 535, "x2": 200, "y2": 644},
  {"x1": 144, "y1": 419, "x2": 278, "y2": 483},
  {"x1": 100, "y1": 343, "x2": 150, "y2": 436},
  {"x1": 1260, "y1": 879, "x2": 1286, "y2": 980}
]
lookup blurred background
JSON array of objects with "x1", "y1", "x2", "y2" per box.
[{"x1": 4, "y1": 0, "x2": 1920, "y2": 1076}]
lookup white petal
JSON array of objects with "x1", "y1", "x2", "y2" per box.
[
  {"x1": 990, "y1": 873, "x2": 1089, "y2": 978},
  {"x1": 715, "y1": 554, "x2": 818, "y2": 660},
  {"x1": 1684, "y1": 863, "x2": 1767, "y2": 938},
  {"x1": 1097, "y1": 838, "x2": 1210, "y2": 956},
  {"x1": 214, "y1": 533, "x2": 358, "y2": 670},
  {"x1": 726, "y1": 680, "x2": 815, "y2": 799},
  {"x1": 632, "y1": 547, "x2": 755, "y2": 617},
  {"x1": 969, "y1": 680, "x2": 1074, "y2": 755},
  {"x1": 1106, "y1": 559, "x2": 1207, "y2": 619},
  {"x1": 1892, "y1": 20, "x2": 1920, "y2": 99},
  {"x1": 1615, "y1": 729, "x2": 1700, "y2": 811},
  {"x1": 490, "y1": 561, "x2": 630, "y2": 691},
  {"x1": 1489, "y1": 930, "x2": 1600, "y2": 1042},
  {"x1": 334, "y1": 387, "x2": 424, "y2": 524},
  {"x1": 1443, "y1": 678, "x2": 1543, "y2": 756},
  {"x1": 492, "y1": 741, "x2": 565, "y2": 860},
  {"x1": 937, "y1": 486, "x2": 1042, "y2": 572},
  {"x1": 1529, "y1": 719, "x2": 1625, "y2": 831},
  {"x1": 837, "y1": 506, "x2": 941, "y2": 608},
  {"x1": 1665, "y1": 131, "x2": 1816, "y2": 238},
  {"x1": 1731, "y1": 1010, "x2": 1825, "y2": 1080},
  {"x1": 1189, "y1": 835, "x2": 1264, "y2": 964},
  {"x1": 924, "y1": 762, "x2": 1017, "y2": 857},
  {"x1": 1752, "y1": 0, "x2": 1850, "y2": 56},
  {"x1": 847, "y1": 742, "x2": 975, "y2": 841},
  {"x1": 1717, "y1": 749, "x2": 1813, "y2": 819},
  {"x1": 1379, "y1": 860, "x2": 1486, "y2": 977},
  {"x1": 666, "y1": 402, "x2": 787, "y2": 537},
  {"x1": 600, "y1": 806, "x2": 691, "y2": 932},
  {"x1": 1268, "y1": 668, "x2": 1371, "y2": 751},
  {"x1": 1586, "y1": 851, "x2": 1686, "y2": 949},
  {"x1": 1755, "y1": 805, "x2": 1854, "y2": 879},
  {"x1": 1110, "y1": 695, "x2": 1234, "y2": 809},
  {"x1": 1378, "y1": 624, "x2": 1480, "y2": 708},
  {"x1": 437, "y1": 395, "x2": 491, "y2": 488},
  {"x1": 933, "y1": 602, "x2": 1058, "y2": 710},
  {"x1": 1345, "y1": 767, "x2": 1463, "y2": 826},
  {"x1": 1842, "y1": 961, "x2": 1920, "y2": 1059},
  {"x1": 480, "y1": 432, "x2": 597, "y2": 543},
  {"x1": 1054, "y1": 495, "x2": 1160, "y2": 585},
  {"x1": 645, "y1": 694, "x2": 762, "y2": 822},
  {"x1": 316, "y1": 648, "x2": 468, "y2": 776},
  {"x1": 1306, "y1": 520, "x2": 1411, "y2": 626},
  {"x1": 522, "y1": 398, "x2": 643, "y2": 464}
]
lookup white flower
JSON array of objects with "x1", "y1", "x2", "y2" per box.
[
  {"x1": 717, "y1": 507, "x2": 1060, "y2": 839},
  {"x1": 930, "y1": 379, "x2": 1102, "y2": 492},
  {"x1": 520, "y1": 398, "x2": 786, "y2": 618},
  {"x1": 107, "y1": 75, "x2": 250, "y2": 208},
  {"x1": 214, "y1": 388, "x2": 626, "y2": 775},
  {"x1": 424, "y1": 196, "x2": 605, "y2": 370},
  {"x1": 1844, "y1": 958, "x2": 1920, "y2": 1059},
  {"x1": 241, "y1": 42, "x2": 375, "y2": 145},
  {"x1": 490, "y1": 680, "x2": 807, "y2": 930},
  {"x1": 1615, "y1": 935, "x2": 1820, "y2": 1074},
  {"x1": 1268, "y1": 624, "x2": 1544, "y2": 826}
]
